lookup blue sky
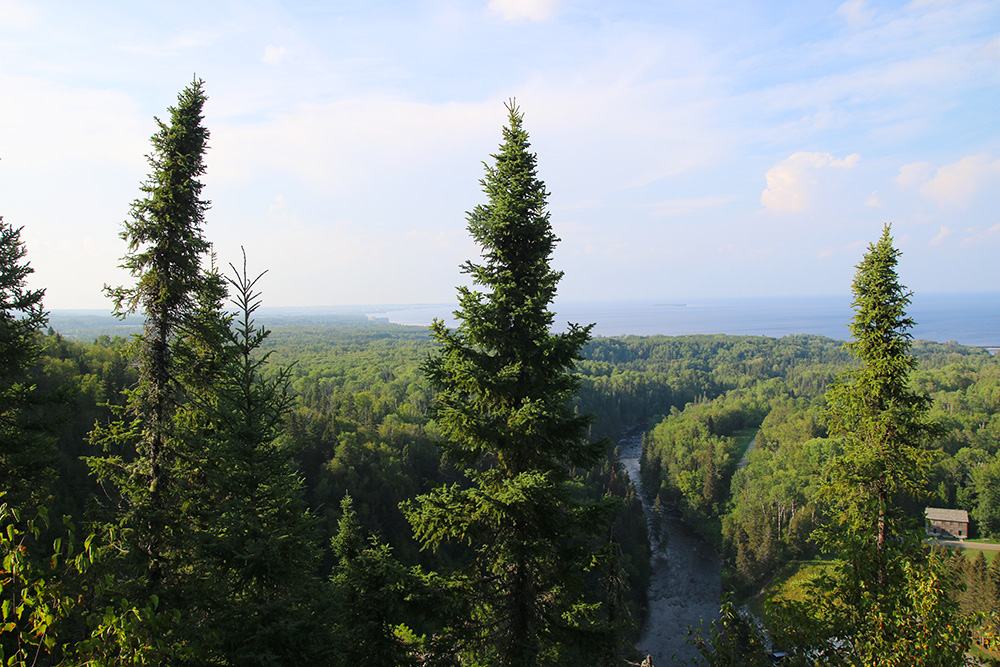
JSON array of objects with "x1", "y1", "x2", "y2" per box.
[{"x1": 1, "y1": 0, "x2": 998, "y2": 309}]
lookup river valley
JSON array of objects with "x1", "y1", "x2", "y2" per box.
[{"x1": 619, "y1": 433, "x2": 721, "y2": 666}]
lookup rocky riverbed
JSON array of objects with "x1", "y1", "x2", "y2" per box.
[{"x1": 619, "y1": 433, "x2": 721, "y2": 666}]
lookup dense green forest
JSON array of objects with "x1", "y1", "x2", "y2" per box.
[
  {"x1": 4, "y1": 79, "x2": 1000, "y2": 666},
  {"x1": 1, "y1": 82, "x2": 651, "y2": 666}
]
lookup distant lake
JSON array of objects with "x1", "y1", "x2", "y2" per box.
[{"x1": 366, "y1": 293, "x2": 1000, "y2": 347}]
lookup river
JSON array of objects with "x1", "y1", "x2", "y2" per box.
[{"x1": 618, "y1": 433, "x2": 721, "y2": 666}]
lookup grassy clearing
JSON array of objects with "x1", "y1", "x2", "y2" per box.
[
  {"x1": 948, "y1": 544, "x2": 999, "y2": 564},
  {"x1": 745, "y1": 559, "x2": 837, "y2": 624},
  {"x1": 730, "y1": 427, "x2": 758, "y2": 463},
  {"x1": 747, "y1": 553, "x2": 999, "y2": 659}
]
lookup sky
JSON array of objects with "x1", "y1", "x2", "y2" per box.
[{"x1": 1, "y1": 0, "x2": 998, "y2": 310}]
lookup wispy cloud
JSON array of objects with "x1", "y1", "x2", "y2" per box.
[
  {"x1": 959, "y1": 223, "x2": 1000, "y2": 247},
  {"x1": 929, "y1": 225, "x2": 953, "y2": 246},
  {"x1": 896, "y1": 161, "x2": 933, "y2": 187},
  {"x1": 898, "y1": 154, "x2": 1000, "y2": 208},
  {"x1": 119, "y1": 27, "x2": 221, "y2": 57},
  {"x1": 3, "y1": 0, "x2": 999, "y2": 306},
  {"x1": 838, "y1": 0, "x2": 875, "y2": 29},
  {"x1": 975, "y1": 34, "x2": 1000, "y2": 60}
]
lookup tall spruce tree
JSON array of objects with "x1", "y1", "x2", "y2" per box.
[
  {"x1": 191, "y1": 254, "x2": 330, "y2": 665},
  {"x1": 823, "y1": 224, "x2": 938, "y2": 557},
  {"x1": 0, "y1": 218, "x2": 55, "y2": 510},
  {"x1": 771, "y1": 225, "x2": 969, "y2": 665},
  {"x1": 406, "y1": 102, "x2": 607, "y2": 666},
  {"x1": 0, "y1": 218, "x2": 63, "y2": 664},
  {"x1": 89, "y1": 78, "x2": 222, "y2": 638}
]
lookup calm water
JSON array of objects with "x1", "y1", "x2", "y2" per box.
[{"x1": 367, "y1": 293, "x2": 1000, "y2": 347}]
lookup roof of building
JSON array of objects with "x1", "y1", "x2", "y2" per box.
[{"x1": 925, "y1": 507, "x2": 969, "y2": 523}]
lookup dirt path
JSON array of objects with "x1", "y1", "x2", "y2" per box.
[{"x1": 619, "y1": 433, "x2": 721, "y2": 666}]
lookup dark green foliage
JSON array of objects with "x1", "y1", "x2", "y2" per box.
[
  {"x1": 330, "y1": 494, "x2": 416, "y2": 666},
  {"x1": 406, "y1": 102, "x2": 610, "y2": 666},
  {"x1": 90, "y1": 78, "x2": 223, "y2": 600},
  {"x1": 0, "y1": 219, "x2": 55, "y2": 511},
  {"x1": 83, "y1": 79, "x2": 228, "y2": 662},
  {"x1": 688, "y1": 598, "x2": 769, "y2": 667},
  {"x1": 576, "y1": 334, "x2": 851, "y2": 441},
  {"x1": 189, "y1": 256, "x2": 330, "y2": 665}
]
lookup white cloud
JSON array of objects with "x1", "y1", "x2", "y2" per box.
[
  {"x1": 262, "y1": 45, "x2": 286, "y2": 64},
  {"x1": 210, "y1": 97, "x2": 498, "y2": 189},
  {"x1": 920, "y1": 154, "x2": 1000, "y2": 208},
  {"x1": 929, "y1": 225, "x2": 953, "y2": 246},
  {"x1": 760, "y1": 151, "x2": 860, "y2": 212},
  {"x1": 837, "y1": 0, "x2": 875, "y2": 29},
  {"x1": 487, "y1": 0, "x2": 562, "y2": 22},
  {"x1": 267, "y1": 194, "x2": 287, "y2": 215},
  {"x1": 959, "y1": 223, "x2": 1000, "y2": 247},
  {"x1": 865, "y1": 191, "x2": 881, "y2": 207}
]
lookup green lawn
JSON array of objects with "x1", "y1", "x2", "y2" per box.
[
  {"x1": 745, "y1": 558, "x2": 837, "y2": 623},
  {"x1": 948, "y1": 544, "x2": 999, "y2": 564},
  {"x1": 730, "y1": 428, "x2": 759, "y2": 464}
]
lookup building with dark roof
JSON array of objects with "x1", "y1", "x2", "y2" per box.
[{"x1": 925, "y1": 507, "x2": 969, "y2": 540}]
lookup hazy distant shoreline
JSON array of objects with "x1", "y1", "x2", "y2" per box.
[
  {"x1": 49, "y1": 292, "x2": 1000, "y2": 348},
  {"x1": 363, "y1": 293, "x2": 1000, "y2": 346}
]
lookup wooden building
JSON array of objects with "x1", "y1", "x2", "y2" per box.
[{"x1": 924, "y1": 507, "x2": 969, "y2": 540}]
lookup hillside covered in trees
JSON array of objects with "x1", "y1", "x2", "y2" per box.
[{"x1": 4, "y1": 80, "x2": 1000, "y2": 666}]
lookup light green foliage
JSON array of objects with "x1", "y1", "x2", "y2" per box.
[
  {"x1": 724, "y1": 405, "x2": 834, "y2": 590},
  {"x1": 406, "y1": 102, "x2": 609, "y2": 666},
  {"x1": 0, "y1": 503, "x2": 192, "y2": 666},
  {"x1": 642, "y1": 386, "x2": 771, "y2": 529},
  {"x1": 971, "y1": 458, "x2": 1000, "y2": 537},
  {"x1": 822, "y1": 226, "x2": 938, "y2": 552},
  {"x1": 954, "y1": 550, "x2": 999, "y2": 647},
  {"x1": 0, "y1": 502, "x2": 80, "y2": 665},
  {"x1": 769, "y1": 225, "x2": 971, "y2": 665},
  {"x1": 576, "y1": 334, "x2": 850, "y2": 441},
  {"x1": 771, "y1": 549, "x2": 971, "y2": 666}
]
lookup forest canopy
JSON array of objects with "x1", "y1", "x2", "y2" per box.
[{"x1": 3, "y1": 81, "x2": 999, "y2": 666}]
